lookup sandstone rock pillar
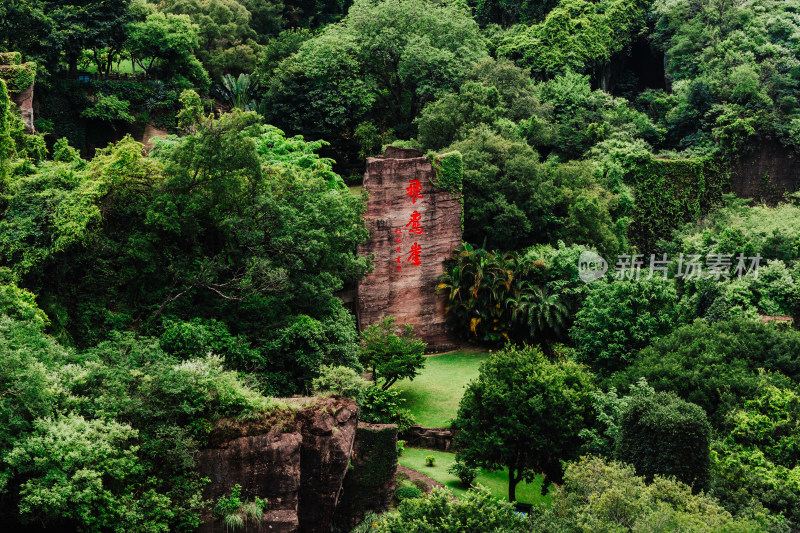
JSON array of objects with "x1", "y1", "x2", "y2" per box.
[{"x1": 357, "y1": 147, "x2": 462, "y2": 350}]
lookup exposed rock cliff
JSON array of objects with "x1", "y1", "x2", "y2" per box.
[
  {"x1": 196, "y1": 397, "x2": 360, "y2": 533},
  {"x1": 357, "y1": 147, "x2": 462, "y2": 350},
  {"x1": 730, "y1": 141, "x2": 800, "y2": 200},
  {"x1": 333, "y1": 423, "x2": 398, "y2": 530}
]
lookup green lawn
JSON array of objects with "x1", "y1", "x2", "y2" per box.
[
  {"x1": 84, "y1": 58, "x2": 136, "y2": 75},
  {"x1": 399, "y1": 447, "x2": 551, "y2": 506},
  {"x1": 395, "y1": 350, "x2": 488, "y2": 427}
]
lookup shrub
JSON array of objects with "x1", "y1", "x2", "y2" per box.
[
  {"x1": 616, "y1": 392, "x2": 711, "y2": 492},
  {"x1": 376, "y1": 487, "x2": 530, "y2": 532},
  {"x1": 311, "y1": 365, "x2": 366, "y2": 399},
  {"x1": 448, "y1": 460, "x2": 478, "y2": 487},
  {"x1": 396, "y1": 440, "x2": 405, "y2": 457},
  {"x1": 395, "y1": 485, "x2": 424, "y2": 501},
  {"x1": 359, "y1": 386, "x2": 417, "y2": 433},
  {"x1": 425, "y1": 455, "x2": 436, "y2": 467},
  {"x1": 571, "y1": 277, "x2": 685, "y2": 374},
  {"x1": 412, "y1": 479, "x2": 429, "y2": 493},
  {"x1": 81, "y1": 94, "x2": 135, "y2": 123}
]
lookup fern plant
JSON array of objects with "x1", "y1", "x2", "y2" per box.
[{"x1": 213, "y1": 484, "x2": 268, "y2": 532}]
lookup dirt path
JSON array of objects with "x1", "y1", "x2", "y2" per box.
[{"x1": 397, "y1": 465, "x2": 445, "y2": 492}]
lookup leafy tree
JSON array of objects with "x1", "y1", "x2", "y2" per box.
[
  {"x1": 80, "y1": 93, "x2": 136, "y2": 124},
  {"x1": 5, "y1": 414, "x2": 153, "y2": 531},
  {"x1": 579, "y1": 377, "x2": 655, "y2": 456},
  {"x1": 570, "y1": 277, "x2": 685, "y2": 374},
  {"x1": 2, "y1": 112, "x2": 369, "y2": 394},
  {"x1": 469, "y1": 0, "x2": 560, "y2": 27},
  {"x1": 650, "y1": 0, "x2": 800, "y2": 153},
  {"x1": 529, "y1": 456, "x2": 767, "y2": 532},
  {"x1": 360, "y1": 316, "x2": 426, "y2": 390},
  {"x1": 711, "y1": 381, "x2": 800, "y2": 527},
  {"x1": 264, "y1": 0, "x2": 488, "y2": 152},
  {"x1": 255, "y1": 27, "x2": 313, "y2": 82},
  {"x1": 126, "y1": 12, "x2": 210, "y2": 87},
  {"x1": 616, "y1": 391, "x2": 712, "y2": 492},
  {"x1": 0, "y1": 0, "x2": 132, "y2": 77},
  {"x1": 499, "y1": 0, "x2": 650, "y2": 80},
  {"x1": 453, "y1": 345, "x2": 595, "y2": 500},
  {"x1": 161, "y1": 0, "x2": 262, "y2": 76},
  {"x1": 241, "y1": 0, "x2": 284, "y2": 37},
  {"x1": 176, "y1": 89, "x2": 205, "y2": 133}
]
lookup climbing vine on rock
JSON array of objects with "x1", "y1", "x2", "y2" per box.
[
  {"x1": 629, "y1": 157, "x2": 726, "y2": 250},
  {"x1": 0, "y1": 52, "x2": 36, "y2": 93},
  {"x1": 431, "y1": 151, "x2": 464, "y2": 228}
]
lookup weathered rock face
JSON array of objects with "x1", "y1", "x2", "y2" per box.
[
  {"x1": 333, "y1": 423, "x2": 398, "y2": 531},
  {"x1": 402, "y1": 425, "x2": 458, "y2": 451},
  {"x1": 357, "y1": 148, "x2": 462, "y2": 350},
  {"x1": 730, "y1": 141, "x2": 800, "y2": 199},
  {"x1": 195, "y1": 397, "x2": 359, "y2": 533},
  {"x1": 11, "y1": 83, "x2": 34, "y2": 134}
]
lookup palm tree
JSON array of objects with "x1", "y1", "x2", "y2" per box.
[
  {"x1": 216, "y1": 73, "x2": 259, "y2": 110},
  {"x1": 517, "y1": 285, "x2": 570, "y2": 355}
]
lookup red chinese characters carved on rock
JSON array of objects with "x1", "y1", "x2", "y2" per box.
[
  {"x1": 407, "y1": 243, "x2": 422, "y2": 266},
  {"x1": 406, "y1": 179, "x2": 423, "y2": 204},
  {"x1": 395, "y1": 228, "x2": 403, "y2": 271},
  {"x1": 406, "y1": 210, "x2": 423, "y2": 235},
  {"x1": 397, "y1": 179, "x2": 424, "y2": 270}
]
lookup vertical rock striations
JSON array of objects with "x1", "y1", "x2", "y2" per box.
[
  {"x1": 195, "y1": 397, "x2": 360, "y2": 533},
  {"x1": 357, "y1": 147, "x2": 462, "y2": 349},
  {"x1": 333, "y1": 423, "x2": 399, "y2": 530}
]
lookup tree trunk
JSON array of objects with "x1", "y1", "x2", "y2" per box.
[
  {"x1": 508, "y1": 469, "x2": 519, "y2": 502},
  {"x1": 68, "y1": 55, "x2": 78, "y2": 79}
]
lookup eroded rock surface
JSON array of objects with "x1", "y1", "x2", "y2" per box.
[
  {"x1": 357, "y1": 148, "x2": 462, "y2": 349},
  {"x1": 10, "y1": 83, "x2": 34, "y2": 133},
  {"x1": 195, "y1": 397, "x2": 359, "y2": 533}
]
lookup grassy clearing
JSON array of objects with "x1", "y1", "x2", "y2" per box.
[
  {"x1": 83, "y1": 58, "x2": 136, "y2": 75},
  {"x1": 398, "y1": 447, "x2": 551, "y2": 506},
  {"x1": 394, "y1": 350, "x2": 488, "y2": 427}
]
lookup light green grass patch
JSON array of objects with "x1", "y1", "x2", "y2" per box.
[
  {"x1": 398, "y1": 447, "x2": 551, "y2": 506},
  {"x1": 395, "y1": 350, "x2": 487, "y2": 427}
]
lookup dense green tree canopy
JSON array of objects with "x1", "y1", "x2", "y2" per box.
[{"x1": 263, "y1": 0, "x2": 488, "y2": 151}]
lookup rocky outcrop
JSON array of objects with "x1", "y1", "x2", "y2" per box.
[
  {"x1": 0, "y1": 52, "x2": 35, "y2": 133},
  {"x1": 729, "y1": 141, "x2": 800, "y2": 200},
  {"x1": 195, "y1": 397, "x2": 359, "y2": 533},
  {"x1": 357, "y1": 147, "x2": 462, "y2": 350},
  {"x1": 11, "y1": 83, "x2": 34, "y2": 133},
  {"x1": 402, "y1": 425, "x2": 458, "y2": 451},
  {"x1": 333, "y1": 423, "x2": 398, "y2": 530}
]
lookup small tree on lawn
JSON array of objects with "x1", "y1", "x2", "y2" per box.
[
  {"x1": 360, "y1": 316, "x2": 426, "y2": 390},
  {"x1": 453, "y1": 344, "x2": 595, "y2": 501}
]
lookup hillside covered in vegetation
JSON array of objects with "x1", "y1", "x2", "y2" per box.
[{"x1": 2, "y1": 0, "x2": 800, "y2": 531}]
